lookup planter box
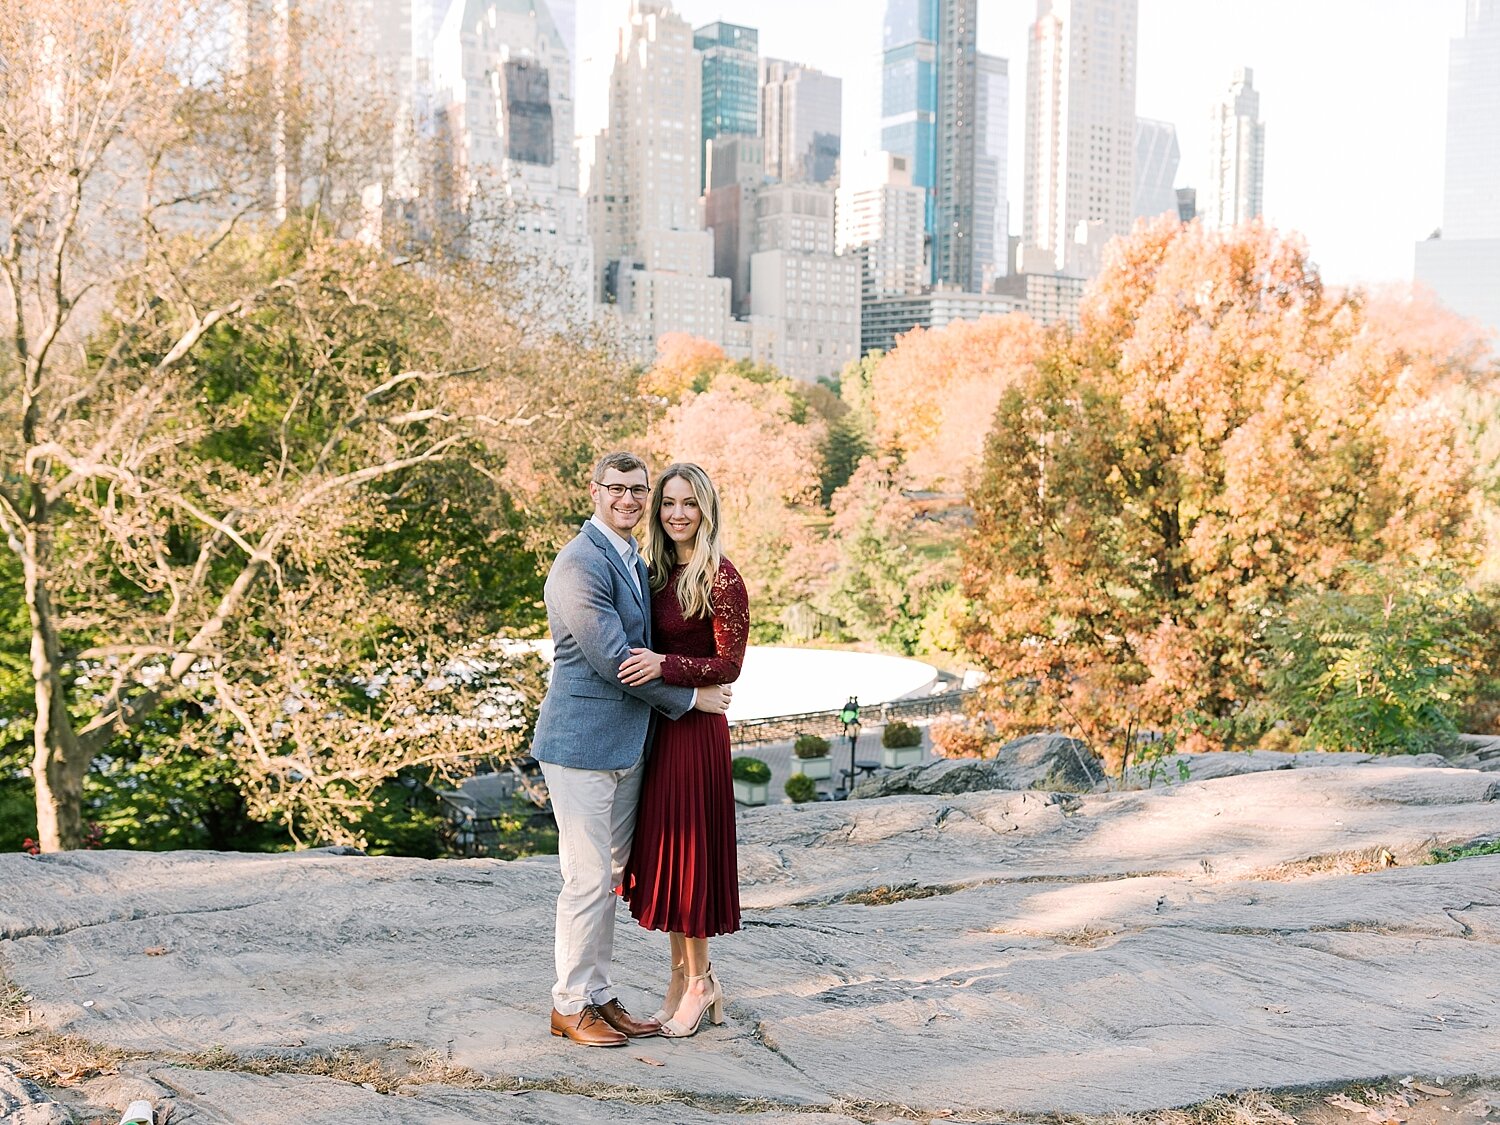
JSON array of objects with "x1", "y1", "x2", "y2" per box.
[
  {"x1": 791, "y1": 755, "x2": 833, "y2": 780},
  {"x1": 733, "y1": 779, "x2": 769, "y2": 806},
  {"x1": 881, "y1": 745, "x2": 924, "y2": 769}
]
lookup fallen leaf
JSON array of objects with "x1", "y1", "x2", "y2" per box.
[
  {"x1": 633, "y1": 1055, "x2": 665, "y2": 1067},
  {"x1": 1411, "y1": 1083, "x2": 1452, "y2": 1098},
  {"x1": 143, "y1": 946, "x2": 169, "y2": 957},
  {"x1": 1327, "y1": 1094, "x2": 1371, "y2": 1114},
  {"x1": 1264, "y1": 1004, "x2": 1291, "y2": 1014}
]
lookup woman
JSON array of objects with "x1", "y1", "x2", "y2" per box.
[{"x1": 617, "y1": 462, "x2": 747, "y2": 1039}]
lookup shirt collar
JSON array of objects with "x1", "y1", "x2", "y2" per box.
[{"x1": 588, "y1": 514, "x2": 638, "y2": 560}]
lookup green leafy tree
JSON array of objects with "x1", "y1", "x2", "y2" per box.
[
  {"x1": 1262, "y1": 565, "x2": 1491, "y2": 753},
  {"x1": 820, "y1": 460, "x2": 935, "y2": 654}
]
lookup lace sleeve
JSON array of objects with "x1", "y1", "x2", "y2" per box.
[{"x1": 661, "y1": 560, "x2": 750, "y2": 687}]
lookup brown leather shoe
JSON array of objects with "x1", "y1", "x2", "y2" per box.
[
  {"x1": 550, "y1": 1005, "x2": 627, "y2": 1047},
  {"x1": 596, "y1": 998, "x2": 661, "y2": 1038}
]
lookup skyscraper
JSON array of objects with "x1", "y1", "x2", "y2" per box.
[
  {"x1": 1134, "y1": 118, "x2": 1180, "y2": 221},
  {"x1": 1021, "y1": 0, "x2": 1138, "y2": 277},
  {"x1": 749, "y1": 183, "x2": 861, "y2": 381},
  {"x1": 1415, "y1": 0, "x2": 1500, "y2": 343},
  {"x1": 704, "y1": 134, "x2": 765, "y2": 314},
  {"x1": 589, "y1": 1, "x2": 730, "y2": 353},
  {"x1": 695, "y1": 22, "x2": 759, "y2": 191},
  {"x1": 837, "y1": 152, "x2": 928, "y2": 302},
  {"x1": 931, "y1": 0, "x2": 977, "y2": 290},
  {"x1": 973, "y1": 53, "x2": 1009, "y2": 288},
  {"x1": 761, "y1": 60, "x2": 842, "y2": 185},
  {"x1": 1204, "y1": 67, "x2": 1265, "y2": 231},
  {"x1": 880, "y1": 0, "x2": 939, "y2": 240},
  {"x1": 428, "y1": 0, "x2": 591, "y2": 311},
  {"x1": 881, "y1": 0, "x2": 997, "y2": 290}
]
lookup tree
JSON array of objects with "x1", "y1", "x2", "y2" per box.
[
  {"x1": 818, "y1": 459, "x2": 940, "y2": 653},
  {"x1": 647, "y1": 372, "x2": 827, "y2": 631},
  {"x1": 962, "y1": 218, "x2": 1490, "y2": 766},
  {"x1": 0, "y1": 0, "x2": 623, "y2": 850},
  {"x1": 639, "y1": 334, "x2": 729, "y2": 402},
  {"x1": 868, "y1": 316, "x2": 1047, "y2": 491}
]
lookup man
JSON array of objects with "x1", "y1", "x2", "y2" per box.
[{"x1": 533, "y1": 452, "x2": 732, "y2": 1047}]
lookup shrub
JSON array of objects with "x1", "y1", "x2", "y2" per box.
[
  {"x1": 793, "y1": 734, "x2": 831, "y2": 759},
  {"x1": 1261, "y1": 565, "x2": 1486, "y2": 754},
  {"x1": 1256, "y1": 724, "x2": 1301, "y2": 753},
  {"x1": 929, "y1": 717, "x2": 993, "y2": 759},
  {"x1": 731, "y1": 756, "x2": 772, "y2": 784},
  {"x1": 881, "y1": 721, "x2": 921, "y2": 748},
  {"x1": 784, "y1": 773, "x2": 818, "y2": 803}
]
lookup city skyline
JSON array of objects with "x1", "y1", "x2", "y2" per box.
[{"x1": 575, "y1": 0, "x2": 1467, "y2": 290}]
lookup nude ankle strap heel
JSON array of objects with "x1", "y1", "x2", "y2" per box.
[
  {"x1": 660, "y1": 966, "x2": 723, "y2": 1038},
  {"x1": 652, "y1": 960, "x2": 686, "y2": 1024}
]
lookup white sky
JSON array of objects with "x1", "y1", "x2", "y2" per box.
[{"x1": 573, "y1": 0, "x2": 1467, "y2": 288}]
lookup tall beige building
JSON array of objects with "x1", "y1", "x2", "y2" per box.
[
  {"x1": 836, "y1": 152, "x2": 928, "y2": 302},
  {"x1": 749, "y1": 183, "x2": 860, "y2": 382},
  {"x1": 761, "y1": 60, "x2": 843, "y2": 185},
  {"x1": 428, "y1": 0, "x2": 592, "y2": 316},
  {"x1": 1021, "y1": 0, "x2": 1138, "y2": 277},
  {"x1": 1204, "y1": 68, "x2": 1265, "y2": 231},
  {"x1": 587, "y1": 1, "x2": 730, "y2": 356}
]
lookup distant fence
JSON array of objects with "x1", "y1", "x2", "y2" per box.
[{"x1": 728, "y1": 688, "x2": 979, "y2": 747}]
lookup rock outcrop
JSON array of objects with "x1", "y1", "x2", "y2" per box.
[
  {"x1": 3, "y1": 763, "x2": 1499, "y2": 1124},
  {"x1": 851, "y1": 732, "x2": 1103, "y2": 797}
]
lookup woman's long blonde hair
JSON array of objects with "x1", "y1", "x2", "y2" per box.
[{"x1": 643, "y1": 462, "x2": 723, "y2": 619}]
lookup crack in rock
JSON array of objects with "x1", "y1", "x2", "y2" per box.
[{"x1": 3, "y1": 901, "x2": 269, "y2": 942}]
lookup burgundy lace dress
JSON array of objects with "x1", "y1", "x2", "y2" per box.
[{"x1": 621, "y1": 558, "x2": 748, "y2": 938}]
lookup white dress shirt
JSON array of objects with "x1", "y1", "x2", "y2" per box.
[{"x1": 588, "y1": 515, "x2": 641, "y2": 595}]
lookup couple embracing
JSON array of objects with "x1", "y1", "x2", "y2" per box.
[{"x1": 532, "y1": 452, "x2": 748, "y2": 1047}]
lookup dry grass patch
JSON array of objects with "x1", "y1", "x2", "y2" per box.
[
  {"x1": 0, "y1": 971, "x2": 30, "y2": 1036},
  {"x1": 1248, "y1": 847, "x2": 1403, "y2": 882},
  {"x1": 842, "y1": 882, "x2": 962, "y2": 906},
  {"x1": 8, "y1": 1031, "x2": 135, "y2": 1085},
  {"x1": 177, "y1": 1044, "x2": 488, "y2": 1094},
  {"x1": 988, "y1": 924, "x2": 1121, "y2": 949}
]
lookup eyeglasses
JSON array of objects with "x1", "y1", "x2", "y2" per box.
[{"x1": 601, "y1": 483, "x2": 650, "y2": 499}]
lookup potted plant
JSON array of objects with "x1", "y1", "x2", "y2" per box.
[
  {"x1": 731, "y1": 755, "x2": 772, "y2": 806},
  {"x1": 881, "y1": 721, "x2": 923, "y2": 768},
  {"x1": 784, "y1": 773, "x2": 817, "y2": 804},
  {"x1": 791, "y1": 733, "x2": 833, "y2": 780}
]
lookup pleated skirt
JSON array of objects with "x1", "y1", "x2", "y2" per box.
[{"x1": 621, "y1": 709, "x2": 741, "y2": 938}]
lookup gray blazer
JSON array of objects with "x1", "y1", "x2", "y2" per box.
[{"x1": 531, "y1": 522, "x2": 695, "y2": 771}]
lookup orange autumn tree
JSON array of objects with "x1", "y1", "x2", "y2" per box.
[
  {"x1": 869, "y1": 314, "x2": 1047, "y2": 490},
  {"x1": 647, "y1": 372, "x2": 828, "y2": 632},
  {"x1": 962, "y1": 217, "x2": 1490, "y2": 767},
  {"x1": 640, "y1": 334, "x2": 729, "y2": 402}
]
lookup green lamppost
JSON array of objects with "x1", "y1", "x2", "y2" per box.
[{"x1": 837, "y1": 696, "x2": 861, "y2": 800}]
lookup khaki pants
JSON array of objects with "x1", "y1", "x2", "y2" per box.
[{"x1": 540, "y1": 756, "x2": 645, "y2": 1015}]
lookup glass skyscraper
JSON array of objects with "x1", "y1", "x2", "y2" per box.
[
  {"x1": 882, "y1": 0, "x2": 998, "y2": 290},
  {"x1": 880, "y1": 0, "x2": 940, "y2": 242},
  {"x1": 695, "y1": 22, "x2": 760, "y2": 190}
]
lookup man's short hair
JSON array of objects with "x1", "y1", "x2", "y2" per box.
[{"x1": 591, "y1": 451, "x2": 649, "y2": 482}]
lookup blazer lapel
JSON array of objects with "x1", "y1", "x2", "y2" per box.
[
  {"x1": 582, "y1": 522, "x2": 645, "y2": 612},
  {"x1": 638, "y1": 557, "x2": 653, "y2": 646}
]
